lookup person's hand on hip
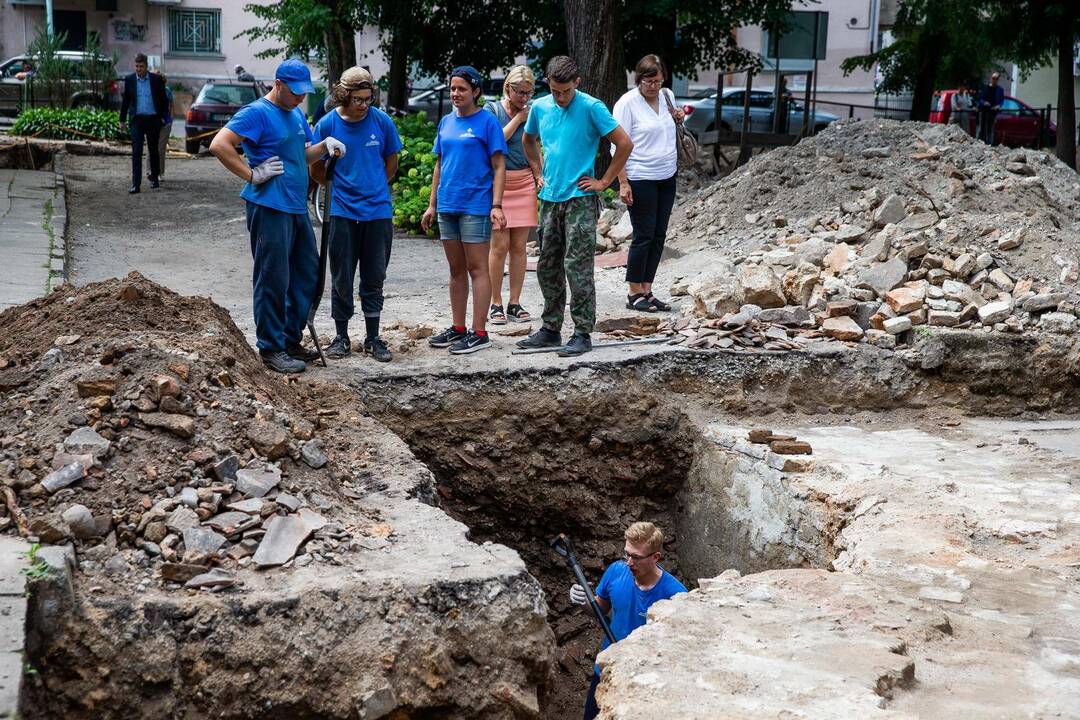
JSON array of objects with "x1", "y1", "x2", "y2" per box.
[{"x1": 250, "y1": 156, "x2": 285, "y2": 185}]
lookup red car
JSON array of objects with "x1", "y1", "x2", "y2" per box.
[
  {"x1": 184, "y1": 80, "x2": 268, "y2": 154},
  {"x1": 930, "y1": 89, "x2": 1055, "y2": 148}
]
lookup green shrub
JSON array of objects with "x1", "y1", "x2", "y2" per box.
[
  {"x1": 392, "y1": 112, "x2": 437, "y2": 235},
  {"x1": 11, "y1": 107, "x2": 124, "y2": 141}
]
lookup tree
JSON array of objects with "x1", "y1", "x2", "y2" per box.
[
  {"x1": 564, "y1": 0, "x2": 625, "y2": 108},
  {"x1": 986, "y1": 0, "x2": 1078, "y2": 168},
  {"x1": 840, "y1": 0, "x2": 997, "y2": 122},
  {"x1": 237, "y1": 0, "x2": 358, "y2": 87}
]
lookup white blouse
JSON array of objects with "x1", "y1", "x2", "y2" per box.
[{"x1": 611, "y1": 87, "x2": 678, "y2": 181}]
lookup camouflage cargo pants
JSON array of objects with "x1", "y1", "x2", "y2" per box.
[{"x1": 537, "y1": 195, "x2": 598, "y2": 335}]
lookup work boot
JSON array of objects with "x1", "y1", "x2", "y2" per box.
[
  {"x1": 516, "y1": 327, "x2": 561, "y2": 349},
  {"x1": 285, "y1": 342, "x2": 320, "y2": 362},
  {"x1": 260, "y1": 350, "x2": 305, "y2": 374},
  {"x1": 364, "y1": 336, "x2": 392, "y2": 362},
  {"x1": 325, "y1": 335, "x2": 351, "y2": 359},
  {"x1": 557, "y1": 333, "x2": 592, "y2": 357}
]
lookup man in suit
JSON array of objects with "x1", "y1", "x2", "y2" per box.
[
  {"x1": 978, "y1": 72, "x2": 1005, "y2": 146},
  {"x1": 119, "y1": 53, "x2": 169, "y2": 194}
]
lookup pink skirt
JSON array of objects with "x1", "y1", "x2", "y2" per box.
[{"x1": 503, "y1": 168, "x2": 538, "y2": 228}]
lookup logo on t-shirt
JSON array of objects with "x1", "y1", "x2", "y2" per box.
[
  {"x1": 366, "y1": 133, "x2": 380, "y2": 147},
  {"x1": 459, "y1": 126, "x2": 476, "y2": 139},
  {"x1": 296, "y1": 120, "x2": 306, "y2": 136}
]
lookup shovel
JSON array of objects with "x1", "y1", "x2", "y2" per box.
[
  {"x1": 551, "y1": 533, "x2": 617, "y2": 645},
  {"x1": 306, "y1": 150, "x2": 341, "y2": 367}
]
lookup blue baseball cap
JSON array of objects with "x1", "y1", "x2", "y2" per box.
[
  {"x1": 450, "y1": 65, "x2": 482, "y2": 89},
  {"x1": 275, "y1": 58, "x2": 315, "y2": 95}
]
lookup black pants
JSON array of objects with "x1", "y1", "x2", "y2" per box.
[
  {"x1": 978, "y1": 109, "x2": 997, "y2": 145},
  {"x1": 625, "y1": 174, "x2": 677, "y2": 284},
  {"x1": 130, "y1": 114, "x2": 162, "y2": 187},
  {"x1": 583, "y1": 672, "x2": 601, "y2": 720},
  {"x1": 328, "y1": 216, "x2": 393, "y2": 330}
]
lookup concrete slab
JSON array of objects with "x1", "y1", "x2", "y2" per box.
[{"x1": 0, "y1": 168, "x2": 60, "y2": 308}]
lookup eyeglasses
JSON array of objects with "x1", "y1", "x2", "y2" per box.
[
  {"x1": 350, "y1": 95, "x2": 374, "y2": 106},
  {"x1": 624, "y1": 551, "x2": 656, "y2": 562},
  {"x1": 509, "y1": 85, "x2": 534, "y2": 98},
  {"x1": 640, "y1": 79, "x2": 663, "y2": 88}
]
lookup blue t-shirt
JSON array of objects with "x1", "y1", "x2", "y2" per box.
[
  {"x1": 523, "y1": 91, "x2": 619, "y2": 203},
  {"x1": 226, "y1": 97, "x2": 314, "y2": 214},
  {"x1": 312, "y1": 107, "x2": 402, "y2": 222},
  {"x1": 594, "y1": 561, "x2": 686, "y2": 671},
  {"x1": 432, "y1": 108, "x2": 508, "y2": 216}
]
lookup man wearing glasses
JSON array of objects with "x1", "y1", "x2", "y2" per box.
[
  {"x1": 311, "y1": 66, "x2": 402, "y2": 363},
  {"x1": 569, "y1": 521, "x2": 686, "y2": 719}
]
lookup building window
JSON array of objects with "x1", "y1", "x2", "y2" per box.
[{"x1": 168, "y1": 8, "x2": 221, "y2": 56}]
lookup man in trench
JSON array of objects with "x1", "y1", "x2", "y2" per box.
[{"x1": 569, "y1": 521, "x2": 687, "y2": 719}]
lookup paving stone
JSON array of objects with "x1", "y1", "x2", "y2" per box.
[
  {"x1": 873, "y1": 194, "x2": 907, "y2": 226},
  {"x1": 821, "y1": 316, "x2": 864, "y2": 341},
  {"x1": 1023, "y1": 293, "x2": 1066, "y2": 313},
  {"x1": 140, "y1": 412, "x2": 196, "y2": 439},
  {"x1": 185, "y1": 567, "x2": 237, "y2": 590},
  {"x1": 246, "y1": 420, "x2": 288, "y2": 460},
  {"x1": 160, "y1": 562, "x2": 207, "y2": 583},
  {"x1": 180, "y1": 487, "x2": 199, "y2": 509},
  {"x1": 62, "y1": 427, "x2": 110, "y2": 458},
  {"x1": 301, "y1": 442, "x2": 327, "y2": 469},
  {"x1": 769, "y1": 439, "x2": 812, "y2": 455},
  {"x1": 235, "y1": 466, "x2": 281, "y2": 498},
  {"x1": 928, "y1": 310, "x2": 962, "y2": 327},
  {"x1": 182, "y1": 527, "x2": 226, "y2": 555},
  {"x1": 165, "y1": 507, "x2": 200, "y2": 534},
  {"x1": 885, "y1": 287, "x2": 924, "y2": 314},
  {"x1": 978, "y1": 300, "x2": 1013, "y2": 325},
  {"x1": 857, "y1": 256, "x2": 908, "y2": 297},
  {"x1": 204, "y1": 511, "x2": 256, "y2": 534},
  {"x1": 252, "y1": 515, "x2": 315, "y2": 568},
  {"x1": 226, "y1": 498, "x2": 264, "y2": 515},
  {"x1": 275, "y1": 493, "x2": 301, "y2": 512},
  {"x1": 737, "y1": 264, "x2": 785, "y2": 308},
  {"x1": 41, "y1": 461, "x2": 85, "y2": 493},
  {"x1": 212, "y1": 454, "x2": 240, "y2": 483}
]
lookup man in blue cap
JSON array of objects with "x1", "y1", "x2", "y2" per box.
[{"x1": 211, "y1": 58, "x2": 346, "y2": 373}]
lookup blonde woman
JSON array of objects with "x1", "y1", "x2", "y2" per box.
[{"x1": 485, "y1": 65, "x2": 541, "y2": 324}]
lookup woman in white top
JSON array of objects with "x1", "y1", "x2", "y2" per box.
[{"x1": 612, "y1": 54, "x2": 684, "y2": 312}]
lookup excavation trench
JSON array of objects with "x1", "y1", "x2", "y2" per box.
[{"x1": 364, "y1": 376, "x2": 839, "y2": 719}]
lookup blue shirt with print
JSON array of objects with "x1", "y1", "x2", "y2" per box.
[
  {"x1": 312, "y1": 107, "x2": 402, "y2": 222},
  {"x1": 432, "y1": 108, "x2": 507, "y2": 216},
  {"x1": 226, "y1": 97, "x2": 314, "y2": 214},
  {"x1": 593, "y1": 561, "x2": 686, "y2": 673},
  {"x1": 523, "y1": 90, "x2": 619, "y2": 203},
  {"x1": 134, "y1": 74, "x2": 154, "y2": 116}
]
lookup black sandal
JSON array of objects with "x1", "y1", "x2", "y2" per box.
[
  {"x1": 506, "y1": 303, "x2": 531, "y2": 323},
  {"x1": 489, "y1": 304, "x2": 507, "y2": 325},
  {"x1": 646, "y1": 293, "x2": 672, "y2": 312},
  {"x1": 626, "y1": 293, "x2": 656, "y2": 312}
]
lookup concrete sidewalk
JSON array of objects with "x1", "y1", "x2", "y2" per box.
[{"x1": 0, "y1": 168, "x2": 66, "y2": 310}]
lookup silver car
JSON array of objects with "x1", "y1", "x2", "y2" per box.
[{"x1": 682, "y1": 88, "x2": 839, "y2": 140}]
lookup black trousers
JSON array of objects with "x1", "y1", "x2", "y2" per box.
[
  {"x1": 328, "y1": 216, "x2": 393, "y2": 326},
  {"x1": 978, "y1": 109, "x2": 997, "y2": 145},
  {"x1": 130, "y1": 114, "x2": 162, "y2": 187},
  {"x1": 625, "y1": 173, "x2": 677, "y2": 284}
]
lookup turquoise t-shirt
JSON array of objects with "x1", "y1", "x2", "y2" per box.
[
  {"x1": 312, "y1": 107, "x2": 402, "y2": 222},
  {"x1": 523, "y1": 90, "x2": 619, "y2": 203},
  {"x1": 227, "y1": 97, "x2": 314, "y2": 214},
  {"x1": 432, "y1": 108, "x2": 507, "y2": 216}
]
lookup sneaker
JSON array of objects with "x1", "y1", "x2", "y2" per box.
[
  {"x1": 285, "y1": 342, "x2": 320, "y2": 362},
  {"x1": 260, "y1": 350, "x2": 305, "y2": 374},
  {"x1": 515, "y1": 327, "x2": 561, "y2": 349},
  {"x1": 325, "y1": 335, "x2": 351, "y2": 359},
  {"x1": 429, "y1": 326, "x2": 468, "y2": 348},
  {"x1": 557, "y1": 333, "x2": 592, "y2": 357},
  {"x1": 449, "y1": 331, "x2": 491, "y2": 355},
  {"x1": 364, "y1": 336, "x2": 393, "y2": 362}
]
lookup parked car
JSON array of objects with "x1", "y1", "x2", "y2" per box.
[
  {"x1": 184, "y1": 80, "x2": 268, "y2": 154},
  {"x1": 682, "y1": 88, "x2": 839, "y2": 141},
  {"x1": 930, "y1": 89, "x2": 1055, "y2": 148},
  {"x1": 0, "y1": 51, "x2": 120, "y2": 116}
]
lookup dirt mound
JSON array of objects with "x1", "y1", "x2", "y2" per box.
[
  {"x1": 0, "y1": 273, "x2": 378, "y2": 592},
  {"x1": 664, "y1": 119, "x2": 1080, "y2": 346}
]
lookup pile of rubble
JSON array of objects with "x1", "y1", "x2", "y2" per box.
[
  {"x1": 665, "y1": 120, "x2": 1080, "y2": 346},
  {"x1": 0, "y1": 273, "x2": 380, "y2": 592}
]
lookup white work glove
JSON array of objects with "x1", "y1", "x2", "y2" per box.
[
  {"x1": 250, "y1": 156, "x2": 284, "y2": 185},
  {"x1": 569, "y1": 583, "x2": 589, "y2": 605},
  {"x1": 324, "y1": 136, "x2": 346, "y2": 157}
]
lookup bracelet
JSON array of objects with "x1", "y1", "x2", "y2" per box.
[{"x1": 491, "y1": 203, "x2": 502, "y2": 209}]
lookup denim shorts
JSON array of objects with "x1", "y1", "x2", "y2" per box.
[{"x1": 438, "y1": 213, "x2": 491, "y2": 244}]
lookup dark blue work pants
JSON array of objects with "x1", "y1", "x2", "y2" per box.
[{"x1": 245, "y1": 201, "x2": 318, "y2": 352}]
